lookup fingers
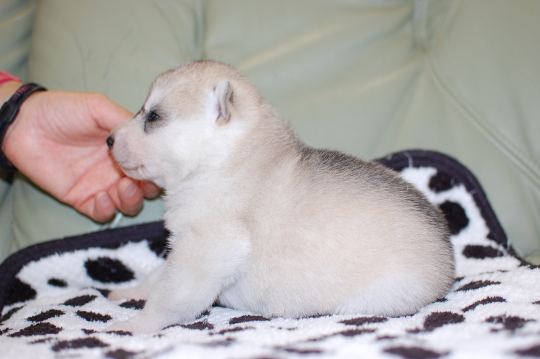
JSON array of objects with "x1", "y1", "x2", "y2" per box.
[
  {"x1": 92, "y1": 192, "x2": 117, "y2": 223},
  {"x1": 89, "y1": 179, "x2": 143, "y2": 223},
  {"x1": 89, "y1": 178, "x2": 161, "y2": 223},
  {"x1": 141, "y1": 181, "x2": 162, "y2": 199},
  {"x1": 116, "y1": 177, "x2": 145, "y2": 216}
]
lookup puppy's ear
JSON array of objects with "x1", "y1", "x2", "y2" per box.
[{"x1": 214, "y1": 79, "x2": 233, "y2": 125}]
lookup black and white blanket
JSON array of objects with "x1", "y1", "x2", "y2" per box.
[{"x1": 1, "y1": 150, "x2": 539, "y2": 359}]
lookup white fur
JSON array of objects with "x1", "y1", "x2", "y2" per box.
[{"x1": 107, "y1": 61, "x2": 455, "y2": 334}]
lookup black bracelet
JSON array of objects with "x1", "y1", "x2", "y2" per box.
[{"x1": 0, "y1": 83, "x2": 47, "y2": 171}]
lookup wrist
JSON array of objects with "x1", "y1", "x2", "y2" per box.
[{"x1": 1, "y1": 82, "x2": 47, "y2": 171}]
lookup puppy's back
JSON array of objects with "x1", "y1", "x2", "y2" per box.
[{"x1": 228, "y1": 142, "x2": 454, "y2": 318}]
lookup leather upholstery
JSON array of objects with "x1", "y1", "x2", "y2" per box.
[{"x1": 1, "y1": 0, "x2": 539, "y2": 262}]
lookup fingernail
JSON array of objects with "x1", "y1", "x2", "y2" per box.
[
  {"x1": 98, "y1": 193, "x2": 112, "y2": 208},
  {"x1": 123, "y1": 182, "x2": 138, "y2": 198}
]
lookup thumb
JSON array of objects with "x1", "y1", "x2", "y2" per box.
[{"x1": 87, "y1": 93, "x2": 133, "y2": 132}]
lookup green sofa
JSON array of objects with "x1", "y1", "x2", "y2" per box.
[{"x1": 1, "y1": 0, "x2": 539, "y2": 263}]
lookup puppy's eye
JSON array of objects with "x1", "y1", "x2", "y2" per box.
[{"x1": 147, "y1": 111, "x2": 160, "y2": 122}]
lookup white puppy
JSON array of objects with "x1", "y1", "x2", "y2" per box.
[{"x1": 106, "y1": 60, "x2": 454, "y2": 334}]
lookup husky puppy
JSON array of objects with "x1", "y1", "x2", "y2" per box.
[{"x1": 106, "y1": 60, "x2": 454, "y2": 334}]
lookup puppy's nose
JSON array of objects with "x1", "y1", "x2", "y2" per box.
[{"x1": 106, "y1": 135, "x2": 115, "y2": 149}]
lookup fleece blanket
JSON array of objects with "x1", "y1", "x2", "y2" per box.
[{"x1": 0, "y1": 150, "x2": 539, "y2": 359}]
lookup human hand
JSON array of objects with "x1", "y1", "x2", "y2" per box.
[{"x1": 2, "y1": 86, "x2": 161, "y2": 222}]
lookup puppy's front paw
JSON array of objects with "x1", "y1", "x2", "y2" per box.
[
  {"x1": 108, "y1": 287, "x2": 147, "y2": 301},
  {"x1": 107, "y1": 264, "x2": 163, "y2": 301},
  {"x1": 105, "y1": 313, "x2": 165, "y2": 335}
]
